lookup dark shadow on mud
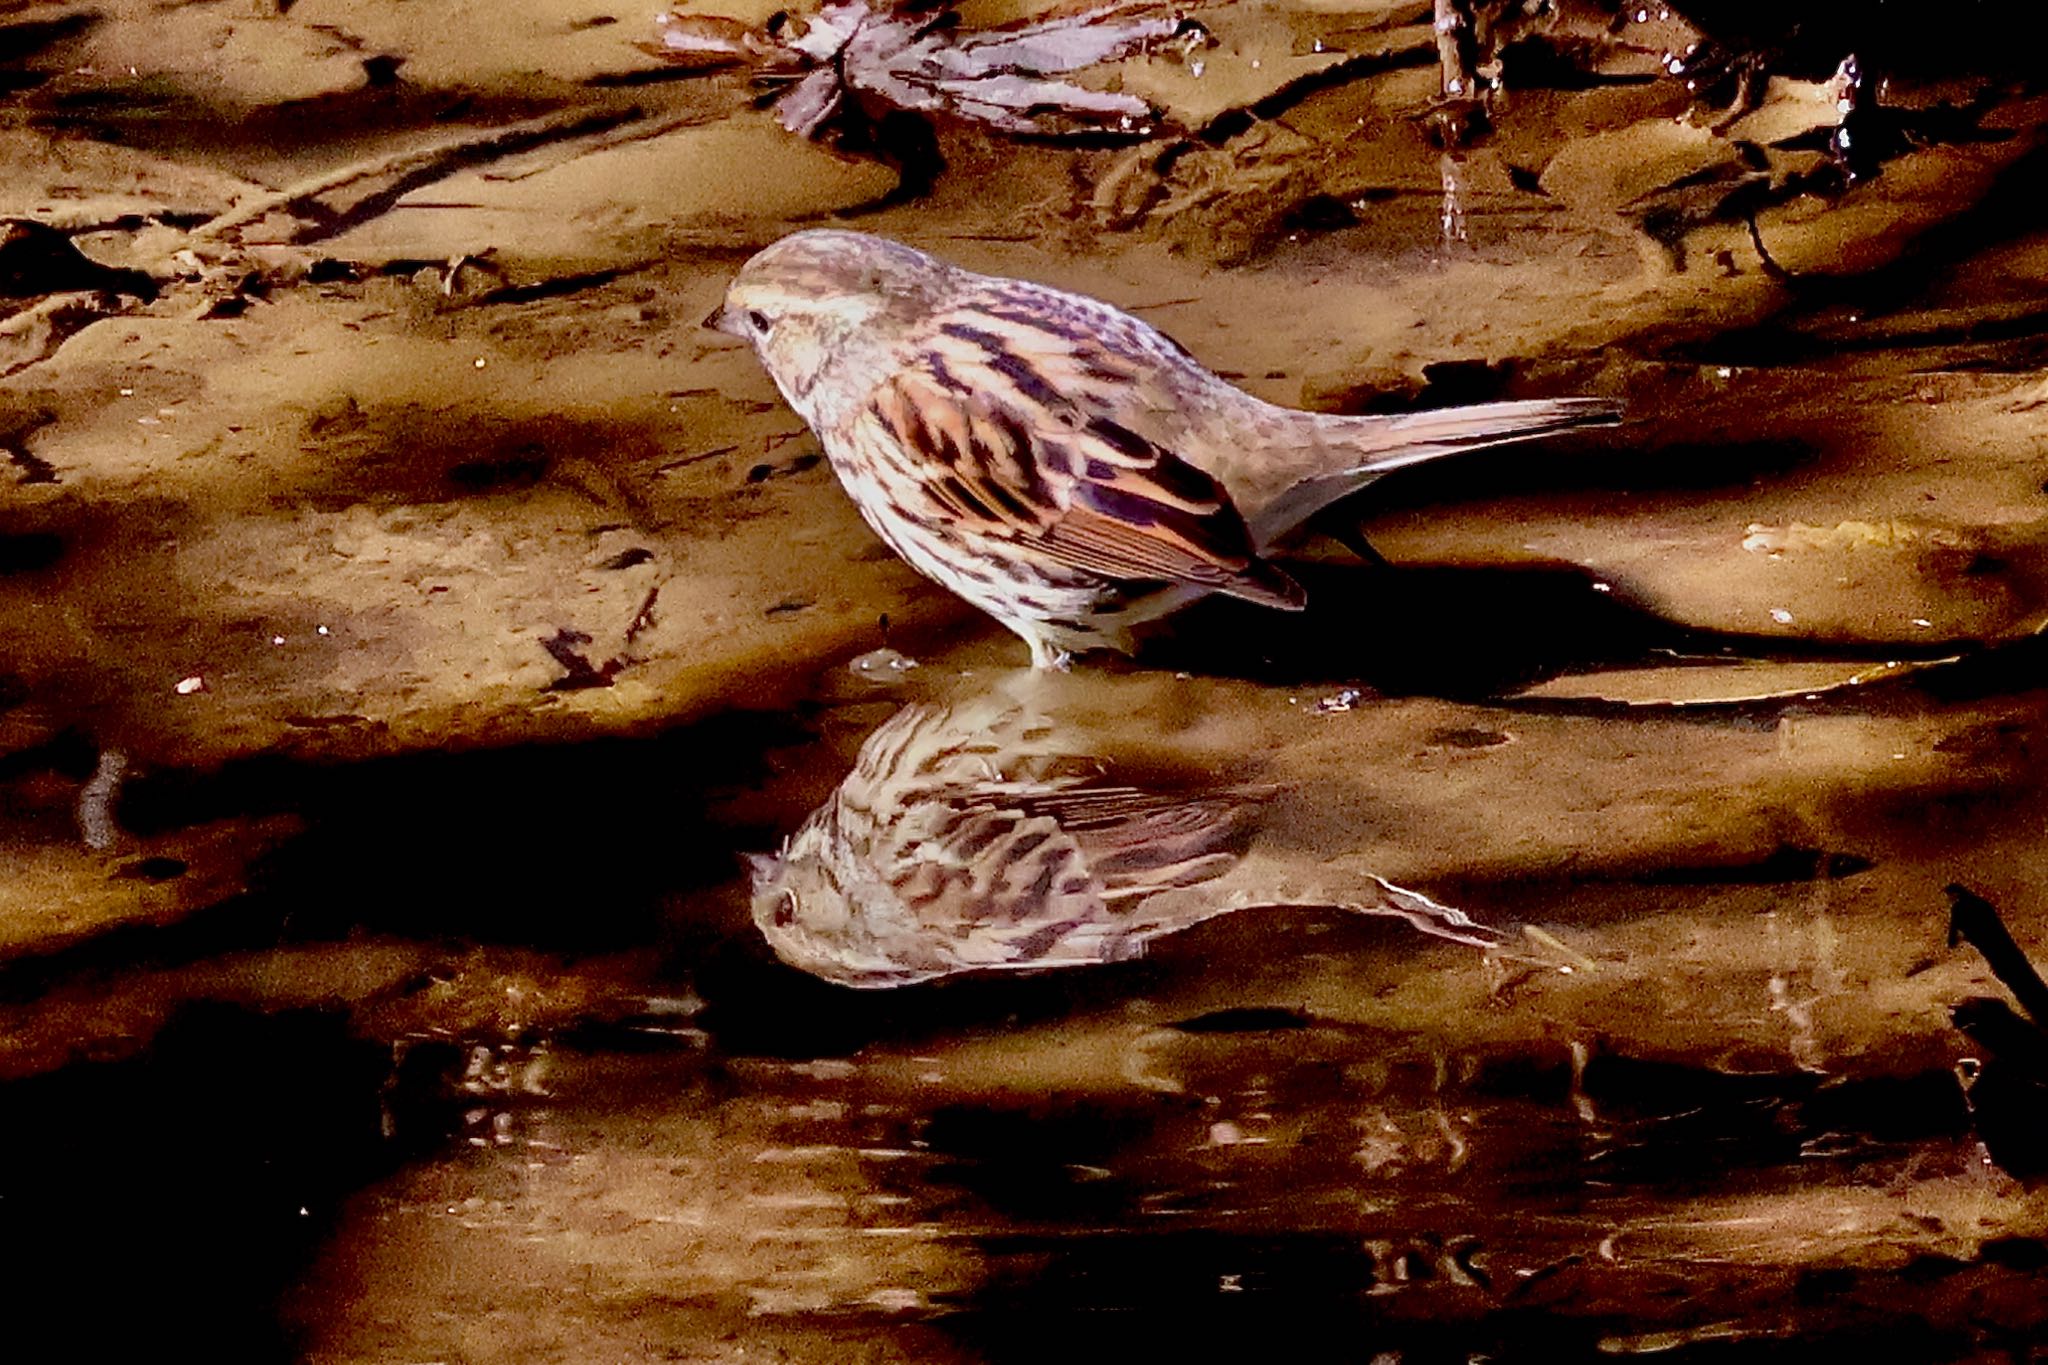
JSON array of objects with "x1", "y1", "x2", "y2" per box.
[
  {"x1": 294, "y1": 402, "x2": 686, "y2": 514},
  {"x1": 1143, "y1": 558, "x2": 1973, "y2": 695},
  {"x1": 29, "y1": 77, "x2": 586, "y2": 162},
  {"x1": 0, "y1": 10, "x2": 97, "y2": 93},
  {"x1": 0, "y1": 709, "x2": 814, "y2": 1003},
  {"x1": 0, "y1": 1001, "x2": 460, "y2": 1362},
  {"x1": 1676, "y1": 0, "x2": 2046, "y2": 81},
  {"x1": 936, "y1": 1241, "x2": 1978, "y2": 1365},
  {"x1": 1658, "y1": 137, "x2": 2048, "y2": 370},
  {"x1": 123, "y1": 711, "x2": 807, "y2": 934}
]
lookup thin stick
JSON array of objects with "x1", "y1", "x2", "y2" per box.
[
  {"x1": 184, "y1": 106, "x2": 651, "y2": 246},
  {"x1": 1948, "y1": 883, "x2": 2048, "y2": 1026}
]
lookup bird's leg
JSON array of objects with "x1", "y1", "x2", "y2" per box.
[
  {"x1": 1305, "y1": 508, "x2": 1394, "y2": 570},
  {"x1": 1023, "y1": 632, "x2": 1073, "y2": 671},
  {"x1": 1338, "y1": 528, "x2": 1392, "y2": 569}
]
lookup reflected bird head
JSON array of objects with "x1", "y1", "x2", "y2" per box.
[{"x1": 743, "y1": 821, "x2": 936, "y2": 988}]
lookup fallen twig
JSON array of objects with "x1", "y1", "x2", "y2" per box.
[
  {"x1": 180, "y1": 105, "x2": 653, "y2": 251},
  {"x1": 0, "y1": 291, "x2": 127, "y2": 379},
  {"x1": 1948, "y1": 883, "x2": 2048, "y2": 1025}
]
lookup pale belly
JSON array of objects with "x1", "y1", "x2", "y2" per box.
[
  {"x1": 842, "y1": 470, "x2": 1181, "y2": 662},
  {"x1": 823, "y1": 425, "x2": 1202, "y2": 665}
]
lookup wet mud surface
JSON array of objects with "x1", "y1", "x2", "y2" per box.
[{"x1": 9, "y1": 0, "x2": 2048, "y2": 1359}]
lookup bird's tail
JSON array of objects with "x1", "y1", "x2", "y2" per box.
[{"x1": 1247, "y1": 397, "x2": 1622, "y2": 548}]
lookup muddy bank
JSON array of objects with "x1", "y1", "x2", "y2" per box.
[{"x1": 8, "y1": 0, "x2": 2048, "y2": 1359}]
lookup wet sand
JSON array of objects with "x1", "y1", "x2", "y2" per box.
[{"x1": 7, "y1": 0, "x2": 2048, "y2": 1359}]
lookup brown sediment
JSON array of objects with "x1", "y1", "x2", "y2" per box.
[{"x1": 8, "y1": 0, "x2": 2048, "y2": 1358}]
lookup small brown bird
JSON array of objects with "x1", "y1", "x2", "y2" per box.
[
  {"x1": 711, "y1": 229, "x2": 1619, "y2": 668},
  {"x1": 746, "y1": 694, "x2": 1501, "y2": 988}
]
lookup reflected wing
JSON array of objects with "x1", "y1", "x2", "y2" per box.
[
  {"x1": 843, "y1": 703, "x2": 1261, "y2": 967},
  {"x1": 862, "y1": 338, "x2": 1304, "y2": 607},
  {"x1": 1013, "y1": 786, "x2": 1257, "y2": 901},
  {"x1": 879, "y1": 779, "x2": 1259, "y2": 968}
]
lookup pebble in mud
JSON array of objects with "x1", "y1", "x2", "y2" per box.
[{"x1": 848, "y1": 647, "x2": 919, "y2": 682}]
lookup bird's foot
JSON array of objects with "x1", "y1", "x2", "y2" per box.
[{"x1": 1021, "y1": 630, "x2": 1074, "y2": 670}]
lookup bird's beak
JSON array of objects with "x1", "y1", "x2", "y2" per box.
[{"x1": 702, "y1": 304, "x2": 730, "y2": 333}]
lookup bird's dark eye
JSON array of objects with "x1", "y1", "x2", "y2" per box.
[
  {"x1": 774, "y1": 889, "x2": 797, "y2": 927},
  {"x1": 748, "y1": 310, "x2": 772, "y2": 334}
]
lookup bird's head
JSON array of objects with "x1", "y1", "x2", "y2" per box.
[
  {"x1": 708, "y1": 229, "x2": 952, "y2": 418},
  {"x1": 743, "y1": 820, "x2": 940, "y2": 989}
]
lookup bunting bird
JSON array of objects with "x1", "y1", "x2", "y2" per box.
[{"x1": 710, "y1": 229, "x2": 1619, "y2": 668}]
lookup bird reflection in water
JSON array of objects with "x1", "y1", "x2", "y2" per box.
[{"x1": 747, "y1": 691, "x2": 1502, "y2": 987}]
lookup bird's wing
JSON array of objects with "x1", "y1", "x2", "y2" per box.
[
  {"x1": 860, "y1": 335, "x2": 1304, "y2": 608},
  {"x1": 878, "y1": 783, "x2": 1259, "y2": 969},
  {"x1": 1011, "y1": 786, "x2": 1259, "y2": 902},
  {"x1": 877, "y1": 791, "x2": 1252, "y2": 969},
  {"x1": 840, "y1": 703, "x2": 1262, "y2": 967}
]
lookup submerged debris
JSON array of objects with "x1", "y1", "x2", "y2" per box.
[
  {"x1": 848, "y1": 646, "x2": 920, "y2": 682},
  {"x1": 1949, "y1": 884, "x2": 2048, "y2": 1029},
  {"x1": 75, "y1": 748, "x2": 127, "y2": 852},
  {"x1": 1421, "y1": 0, "x2": 1708, "y2": 146},
  {"x1": 1312, "y1": 687, "x2": 1363, "y2": 714},
  {"x1": 1947, "y1": 884, "x2": 2048, "y2": 1179},
  {"x1": 1742, "y1": 520, "x2": 1970, "y2": 555},
  {"x1": 540, "y1": 627, "x2": 619, "y2": 691},
  {"x1": 0, "y1": 221, "x2": 157, "y2": 375},
  {"x1": 650, "y1": 0, "x2": 1182, "y2": 142},
  {"x1": 0, "y1": 219, "x2": 157, "y2": 302}
]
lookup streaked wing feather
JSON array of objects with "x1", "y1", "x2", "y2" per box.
[
  {"x1": 1020, "y1": 788, "x2": 1259, "y2": 900},
  {"x1": 1039, "y1": 502, "x2": 1299, "y2": 604},
  {"x1": 869, "y1": 343, "x2": 1301, "y2": 604},
  {"x1": 873, "y1": 779, "x2": 1255, "y2": 965}
]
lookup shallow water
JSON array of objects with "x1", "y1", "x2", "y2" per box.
[{"x1": 7, "y1": 0, "x2": 2048, "y2": 1358}]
